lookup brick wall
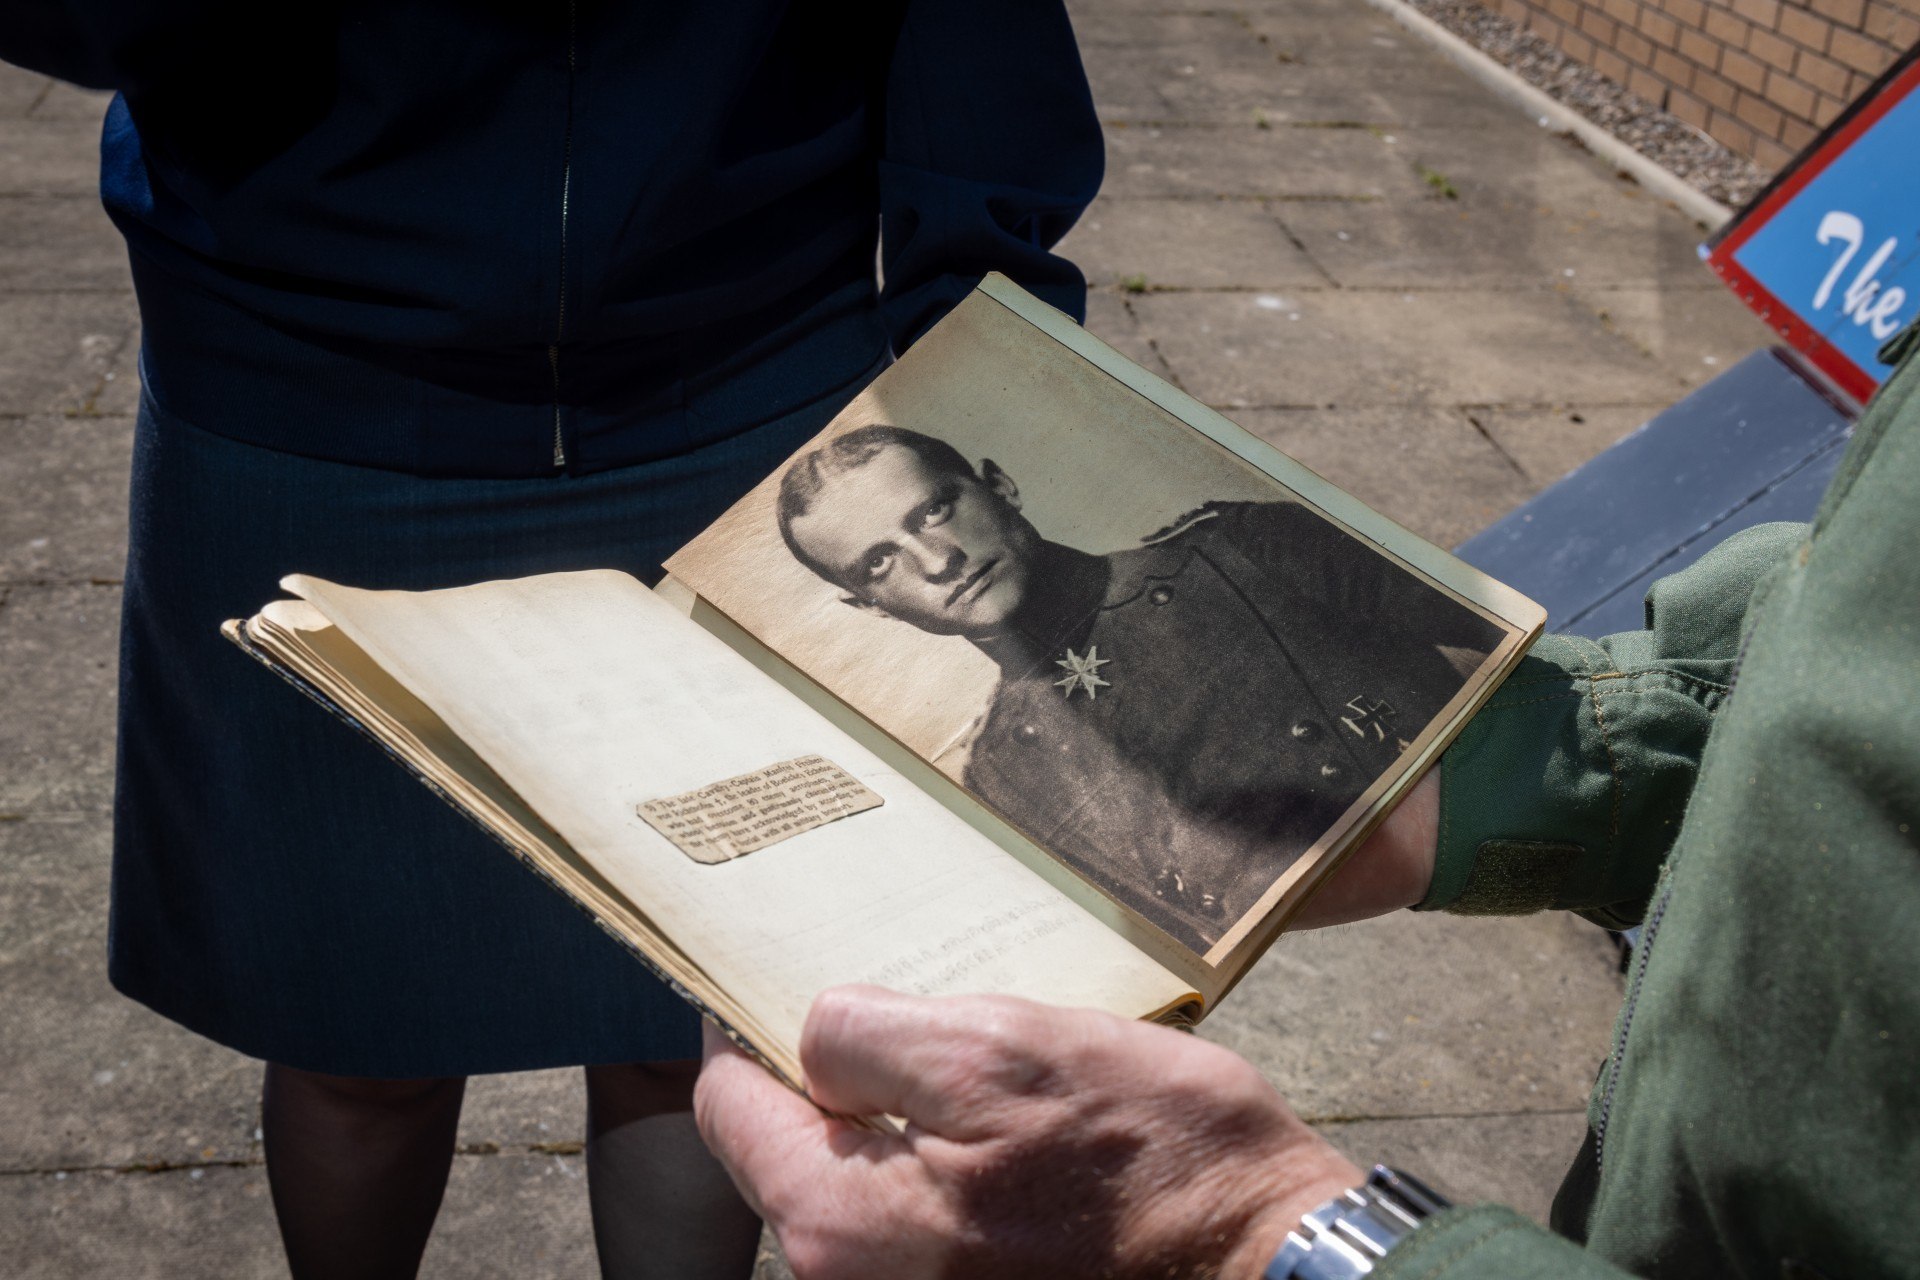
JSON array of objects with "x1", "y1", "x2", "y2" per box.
[{"x1": 1487, "y1": 0, "x2": 1919, "y2": 168}]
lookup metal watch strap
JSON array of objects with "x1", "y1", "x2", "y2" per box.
[{"x1": 1263, "y1": 1165, "x2": 1451, "y2": 1279}]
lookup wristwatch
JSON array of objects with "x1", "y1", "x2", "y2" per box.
[{"x1": 1263, "y1": 1165, "x2": 1450, "y2": 1278}]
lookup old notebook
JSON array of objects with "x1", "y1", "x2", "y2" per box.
[{"x1": 226, "y1": 274, "x2": 1545, "y2": 1092}]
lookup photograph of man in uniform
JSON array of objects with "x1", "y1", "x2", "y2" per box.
[{"x1": 776, "y1": 424, "x2": 1507, "y2": 955}]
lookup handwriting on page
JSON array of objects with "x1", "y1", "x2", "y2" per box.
[
  {"x1": 638, "y1": 755, "x2": 883, "y2": 864},
  {"x1": 861, "y1": 898, "x2": 1075, "y2": 994}
]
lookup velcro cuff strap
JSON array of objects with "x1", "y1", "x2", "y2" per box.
[{"x1": 1447, "y1": 840, "x2": 1584, "y2": 916}]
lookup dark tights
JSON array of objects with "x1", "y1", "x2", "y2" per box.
[
  {"x1": 262, "y1": 1059, "x2": 760, "y2": 1280},
  {"x1": 584, "y1": 1061, "x2": 764, "y2": 1278}
]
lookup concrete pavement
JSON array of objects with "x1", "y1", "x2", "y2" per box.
[{"x1": 0, "y1": 3, "x2": 1774, "y2": 1275}]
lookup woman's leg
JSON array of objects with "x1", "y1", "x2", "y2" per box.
[
  {"x1": 584, "y1": 1060, "x2": 763, "y2": 1280},
  {"x1": 262, "y1": 1063, "x2": 468, "y2": 1280}
]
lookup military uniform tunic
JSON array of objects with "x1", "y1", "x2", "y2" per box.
[{"x1": 962, "y1": 500, "x2": 1505, "y2": 953}]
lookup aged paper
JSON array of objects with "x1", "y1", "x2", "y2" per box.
[
  {"x1": 285, "y1": 571, "x2": 1200, "y2": 1078},
  {"x1": 638, "y1": 755, "x2": 882, "y2": 864}
]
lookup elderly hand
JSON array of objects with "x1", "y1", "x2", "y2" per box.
[{"x1": 695, "y1": 986, "x2": 1361, "y2": 1280}]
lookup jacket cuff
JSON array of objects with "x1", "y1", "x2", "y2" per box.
[
  {"x1": 1419, "y1": 635, "x2": 1614, "y2": 916},
  {"x1": 877, "y1": 162, "x2": 1093, "y2": 353},
  {"x1": 1375, "y1": 1205, "x2": 1626, "y2": 1278},
  {"x1": 1419, "y1": 521, "x2": 1800, "y2": 922}
]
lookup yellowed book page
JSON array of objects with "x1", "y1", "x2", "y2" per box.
[
  {"x1": 228, "y1": 602, "x2": 797, "y2": 1078},
  {"x1": 284, "y1": 570, "x2": 1198, "y2": 1065}
]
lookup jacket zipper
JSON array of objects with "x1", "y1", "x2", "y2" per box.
[
  {"x1": 549, "y1": 0, "x2": 577, "y2": 469},
  {"x1": 1591, "y1": 608, "x2": 1766, "y2": 1170},
  {"x1": 1591, "y1": 862, "x2": 1675, "y2": 1172},
  {"x1": 1591, "y1": 589, "x2": 1774, "y2": 1172}
]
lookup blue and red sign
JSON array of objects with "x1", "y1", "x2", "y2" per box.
[{"x1": 1705, "y1": 47, "x2": 1920, "y2": 404}]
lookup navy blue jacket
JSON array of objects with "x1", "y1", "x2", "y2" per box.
[{"x1": 2, "y1": 2, "x2": 1101, "y2": 475}]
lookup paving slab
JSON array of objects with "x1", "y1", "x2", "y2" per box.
[
  {"x1": 0, "y1": 1166, "x2": 283, "y2": 1280},
  {"x1": 1573, "y1": 285, "x2": 1782, "y2": 391},
  {"x1": 1274, "y1": 181, "x2": 1711, "y2": 290},
  {"x1": 0, "y1": 196, "x2": 129, "y2": 291},
  {"x1": 1316, "y1": 1110, "x2": 1589, "y2": 1224},
  {"x1": 1468, "y1": 403, "x2": 1658, "y2": 489},
  {"x1": 1102, "y1": 123, "x2": 1415, "y2": 199},
  {"x1": 1202, "y1": 910, "x2": 1623, "y2": 1120},
  {"x1": 0, "y1": 1152, "x2": 654, "y2": 1280},
  {"x1": 1070, "y1": 0, "x2": 1362, "y2": 17},
  {"x1": 1089, "y1": 52, "x2": 1504, "y2": 131},
  {"x1": 438, "y1": 1152, "x2": 790, "y2": 1280},
  {"x1": 1382, "y1": 125, "x2": 1700, "y2": 228},
  {"x1": 1361, "y1": 74, "x2": 1541, "y2": 129},
  {"x1": 0, "y1": 585, "x2": 120, "y2": 814},
  {"x1": 419, "y1": 1152, "x2": 597, "y2": 1279},
  {"x1": 1245, "y1": 7, "x2": 1471, "y2": 70},
  {"x1": 1082, "y1": 286, "x2": 1179, "y2": 383},
  {"x1": 0, "y1": 62, "x2": 54, "y2": 118},
  {"x1": 439, "y1": 1152, "x2": 792, "y2": 1280},
  {"x1": 1232, "y1": 405, "x2": 1534, "y2": 547},
  {"x1": 29, "y1": 81, "x2": 114, "y2": 124},
  {"x1": 1133, "y1": 286, "x2": 1684, "y2": 408},
  {"x1": 1075, "y1": 6, "x2": 1517, "y2": 126},
  {"x1": 1, "y1": 1159, "x2": 794, "y2": 1280},
  {"x1": 457, "y1": 1069, "x2": 586, "y2": 1151},
  {"x1": 757, "y1": 1241, "x2": 798, "y2": 1280},
  {"x1": 0, "y1": 117, "x2": 106, "y2": 196},
  {"x1": 1083, "y1": 41, "x2": 1344, "y2": 125},
  {"x1": 0, "y1": 290, "x2": 139, "y2": 416},
  {"x1": 0, "y1": 414, "x2": 133, "y2": 585},
  {"x1": 1250, "y1": 79, "x2": 1414, "y2": 129},
  {"x1": 1058, "y1": 197, "x2": 1329, "y2": 291},
  {"x1": 84, "y1": 328, "x2": 143, "y2": 418},
  {"x1": 0, "y1": 817, "x2": 266, "y2": 1172},
  {"x1": 1073, "y1": 10, "x2": 1255, "y2": 46}
]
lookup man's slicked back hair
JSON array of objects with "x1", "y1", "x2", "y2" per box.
[{"x1": 777, "y1": 425, "x2": 979, "y2": 586}]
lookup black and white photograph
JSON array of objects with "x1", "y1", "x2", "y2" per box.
[{"x1": 670, "y1": 289, "x2": 1523, "y2": 959}]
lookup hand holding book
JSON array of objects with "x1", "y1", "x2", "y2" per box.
[{"x1": 695, "y1": 985, "x2": 1364, "y2": 1280}]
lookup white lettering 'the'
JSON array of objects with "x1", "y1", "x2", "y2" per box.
[{"x1": 1814, "y1": 210, "x2": 1908, "y2": 340}]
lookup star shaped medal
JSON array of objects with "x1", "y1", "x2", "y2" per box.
[{"x1": 1053, "y1": 645, "x2": 1112, "y2": 699}]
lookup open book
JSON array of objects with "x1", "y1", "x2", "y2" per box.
[{"x1": 226, "y1": 275, "x2": 1544, "y2": 1094}]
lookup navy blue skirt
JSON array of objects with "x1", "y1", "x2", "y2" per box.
[{"x1": 108, "y1": 367, "x2": 878, "y2": 1077}]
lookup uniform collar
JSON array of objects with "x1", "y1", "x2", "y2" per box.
[{"x1": 971, "y1": 542, "x2": 1110, "y2": 677}]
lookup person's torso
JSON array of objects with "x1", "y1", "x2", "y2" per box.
[
  {"x1": 101, "y1": 1, "x2": 904, "y2": 474},
  {"x1": 1573, "y1": 327, "x2": 1920, "y2": 1278}
]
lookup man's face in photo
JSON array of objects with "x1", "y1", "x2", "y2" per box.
[{"x1": 787, "y1": 444, "x2": 1042, "y2": 638}]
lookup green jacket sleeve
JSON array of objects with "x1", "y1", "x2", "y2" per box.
[
  {"x1": 1376, "y1": 1205, "x2": 1635, "y2": 1278},
  {"x1": 1418, "y1": 520, "x2": 1807, "y2": 927}
]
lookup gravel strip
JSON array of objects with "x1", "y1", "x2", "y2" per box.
[{"x1": 1400, "y1": 0, "x2": 1773, "y2": 206}]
